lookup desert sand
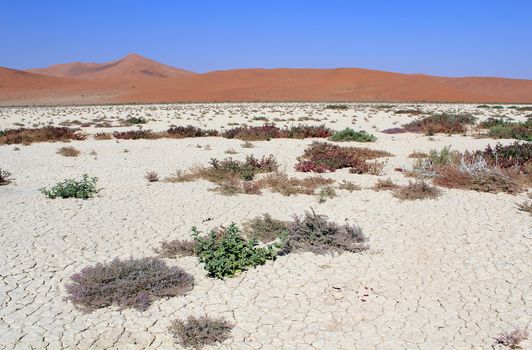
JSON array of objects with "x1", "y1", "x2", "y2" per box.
[
  {"x1": 0, "y1": 102, "x2": 530, "y2": 349},
  {"x1": 2, "y1": 54, "x2": 532, "y2": 105}
]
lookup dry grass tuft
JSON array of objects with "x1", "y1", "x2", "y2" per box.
[
  {"x1": 392, "y1": 181, "x2": 441, "y2": 200},
  {"x1": 243, "y1": 214, "x2": 289, "y2": 243},
  {"x1": 493, "y1": 328, "x2": 529, "y2": 349},
  {"x1": 170, "y1": 315, "x2": 233, "y2": 349},
  {"x1": 373, "y1": 178, "x2": 399, "y2": 191},
  {"x1": 57, "y1": 146, "x2": 81, "y2": 157},
  {"x1": 295, "y1": 142, "x2": 391, "y2": 174},
  {"x1": 145, "y1": 171, "x2": 159, "y2": 182}
]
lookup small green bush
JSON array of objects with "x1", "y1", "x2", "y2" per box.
[
  {"x1": 192, "y1": 224, "x2": 281, "y2": 279},
  {"x1": 329, "y1": 128, "x2": 376, "y2": 142},
  {"x1": 41, "y1": 174, "x2": 98, "y2": 199}
]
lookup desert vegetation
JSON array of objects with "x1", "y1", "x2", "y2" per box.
[
  {"x1": 56, "y1": 146, "x2": 80, "y2": 157},
  {"x1": 65, "y1": 257, "x2": 194, "y2": 312},
  {"x1": 478, "y1": 118, "x2": 532, "y2": 141},
  {"x1": 295, "y1": 142, "x2": 391, "y2": 174},
  {"x1": 0, "y1": 126, "x2": 86, "y2": 145},
  {"x1": 329, "y1": 128, "x2": 376, "y2": 142},
  {"x1": 191, "y1": 224, "x2": 281, "y2": 279},
  {"x1": 383, "y1": 114, "x2": 476, "y2": 135},
  {"x1": 40, "y1": 174, "x2": 98, "y2": 199},
  {"x1": 0, "y1": 168, "x2": 13, "y2": 185},
  {"x1": 222, "y1": 124, "x2": 333, "y2": 141},
  {"x1": 392, "y1": 180, "x2": 441, "y2": 200},
  {"x1": 411, "y1": 143, "x2": 530, "y2": 194},
  {"x1": 170, "y1": 315, "x2": 233, "y2": 349},
  {"x1": 493, "y1": 328, "x2": 529, "y2": 349}
]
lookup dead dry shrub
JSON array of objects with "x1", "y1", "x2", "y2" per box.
[
  {"x1": 0, "y1": 127, "x2": 86, "y2": 145},
  {"x1": 145, "y1": 171, "x2": 159, "y2": 182},
  {"x1": 65, "y1": 257, "x2": 194, "y2": 312},
  {"x1": 57, "y1": 146, "x2": 80, "y2": 157},
  {"x1": 280, "y1": 210, "x2": 368, "y2": 255},
  {"x1": 392, "y1": 180, "x2": 441, "y2": 200},
  {"x1": 94, "y1": 132, "x2": 113, "y2": 140},
  {"x1": 295, "y1": 142, "x2": 391, "y2": 174},
  {"x1": 157, "y1": 239, "x2": 197, "y2": 258},
  {"x1": 257, "y1": 171, "x2": 334, "y2": 196},
  {"x1": 170, "y1": 315, "x2": 233, "y2": 349},
  {"x1": 243, "y1": 214, "x2": 289, "y2": 243},
  {"x1": 373, "y1": 178, "x2": 399, "y2": 191},
  {"x1": 0, "y1": 168, "x2": 14, "y2": 185}
]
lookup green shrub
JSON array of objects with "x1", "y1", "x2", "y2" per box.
[
  {"x1": 40, "y1": 174, "x2": 98, "y2": 199},
  {"x1": 192, "y1": 224, "x2": 281, "y2": 279},
  {"x1": 0, "y1": 168, "x2": 13, "y2": 185},
  {"x1": 485, "y1": 119, "x2": 531, "y2": 141},
  {"x1": 329, "y1": 128, "x2": 376, "y2": 142}
]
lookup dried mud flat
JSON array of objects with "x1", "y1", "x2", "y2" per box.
[{"x1": 0, "y1": 103, "x2": 531, "y2": 350}]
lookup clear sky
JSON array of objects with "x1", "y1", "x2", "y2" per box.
[{"x1": 1, "y1": 0, "x2": 531, "y2": 78}]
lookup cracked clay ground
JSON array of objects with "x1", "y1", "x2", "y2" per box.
[{"x1": 0, "y1": 103, "x2": 531, "y2": 349}]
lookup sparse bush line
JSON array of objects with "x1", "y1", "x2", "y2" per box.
[{"x1": 329, "y1": 128, "x2": 376, "y2": 142}]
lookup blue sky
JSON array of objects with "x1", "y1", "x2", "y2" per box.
[{"x1": 1, "y1": 0, "x2": 531, "y2": 78}]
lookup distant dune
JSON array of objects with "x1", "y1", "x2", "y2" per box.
[{"x1": 1, "y1": 54, "x2": 532, "y2": 105}]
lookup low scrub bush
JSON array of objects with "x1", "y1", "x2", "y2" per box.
[
  {"x1": 113, "y1": 130, "x2": 161, "y2": 140},
  {"x1": 65, "y1": 257, "x2": 194, "y2": 312},
  {"x1": 40, "y1": 174, "x2": 98, "y2": 199},
  {"x1": 243, "y1": 214, "x2": 289, "y2": 243},
  {"x1": 0, "y1": 168, "x2": 13, "y2": 185},
  {"x1": 170, "y1": 315, "x2": 233, "y2": 349},
  {"x1": 373, "y1": 178, "x2": 399, "y2": 191},
  {"x1": 325, "y1": 104, "x2": 348, "y2": 110},
  {"x1": 222, "y1": 124, "x2": 333, "y2": 141},
  {"x1": 280, "y1": 210, "x2": 368, "y2": 255},
  {"x1": 493, "y1": 328, "x2": 529, "y2": 349},
  {"x1": 329, "y1": 128, "x2": 376, "y2": 142},
  {"x1": 469, "y1": 142, "x2": 531, "y2": 173},
  {"x1": 338, "y1": 180, "x2": 360, "y2": 192},
  {"x1": 145, "y1": 171, "x2": 159, "y2": 182},
  {"x1": 257, "y1": 171, "x2": 334, "y2": 196},
  {"x1": 94, "y1": 132, "x2": 112, "y2": 140},
  {"x1": 192, "y1": 224, "x2": 280, "y2": 279},
  {"x1": 57, "y1": 146, "x2": 80, "y2": 157},
  {"x1": 317, "y1": 186, "x2": 336, "y2": 203},
  {"x1": 488, "y1": 120, "x2": 531, "y2": 141},
  {"x1": 157, "y1": 239, "x2": 197, "y2": 258},
  {"x1": 0, "y1": 127, "x2": 86, "y2": 145},
  {"x1": 518, "y1": 193, "x2": 532, "y2": 215},
  {"x1": 392, "y1": 180, "x2": 441, "y2": 200},
  {"x1": 125, "y1": 116, "x2": 147, "y2": 125},
  {"x1": 167, "y1": 125, "x2": 219, "y2": 138},
  {"x1": 390, "y1": 114, "x2": 476, "y2": 135},
  {"x1": 295, "y1": 142, "x2": 391, "y2": 174}
]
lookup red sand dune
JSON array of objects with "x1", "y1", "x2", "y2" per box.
[{"x1": 1, "y1": 54, "x2": 532, "y2": 105}]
